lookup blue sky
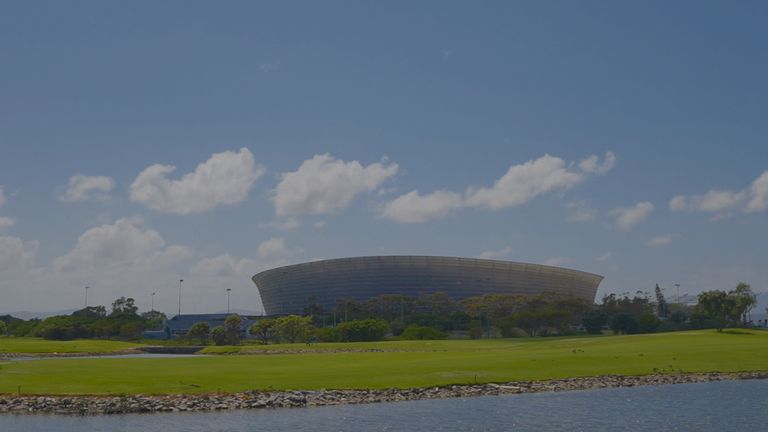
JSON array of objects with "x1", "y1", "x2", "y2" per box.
[{"x1": 1, "y1": 1, "x2": 767, "y2": 315}]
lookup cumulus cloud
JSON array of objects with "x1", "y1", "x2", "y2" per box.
[
  {"x1": 274, "y1": 154, "x2": 398, "y2": 217},
  {"x1": 464, "y1": 155, "x2": 584, "y2": 209},
  {"x1": 53, "y1": 218, "x2": 194, "y2": 273},
  {"x1": 190, "y1": 254, "x2": 259, "y2": 278},
  {"x1": 669, "y1": 170, "x2": 768, "y2": 217},
  {"x1": 0, "y1": 235, "x2": 38, "y2": 272},
  {"x1": 579, "y1": 151, "x2": 616, "y2": 175},
  {"x1": 478, "y1": 246, "x2": 513, "y2": 260},
  {"x1": 60, "y1": 175, "x2": 115, "y2": 202},
  {"x1": 257, "y1": 237, "x2": 302, "y2": 259},
  {"x1": 610, "y1": 201, "x2": 654, "y2": 230},
  {"x1": 669, "y1": 190, "x2": 746, "y2": 213},
  {"x1": 381, "y1": 153, "x2": 611, "y2": 223},
  {"x1": 259, "y1": 217, "x2": 301, "y2": 232},
  {"x1": 565, "y1": 200, "x2": 596, "y2": 222},
  {"x1": 130, "y1": 148, "x2": 264, "y2": 214},
  {"x1": 647, "y1": 234, "x2": 676, "y2": 247},
  {"x1": 380, "y1": 190, "x2": 463, "y2": 223},
  {"x1": 746, "y1": 171, "x2": 768, "y2": 212}
]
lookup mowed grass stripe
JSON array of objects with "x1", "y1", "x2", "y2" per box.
[{"x1": 1, "y1": 329, "x2": 766, "y2": 395}]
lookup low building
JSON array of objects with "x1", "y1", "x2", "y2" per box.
[{"x1": 156, "y1": 314, "x2": 262, "y2": 339}]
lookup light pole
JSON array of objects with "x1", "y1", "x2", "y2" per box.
[
  {"x1": 151, "y1": 292, "x2": 156, "y2": 312},
  {"x1": 674, "y1": 283, "x2": 681, "y2": 304},
  {"x1": 226, "y1": 288, "x2": 232, "y2": 314},
  {"x1": 84, "y1": 286, "x2": 89, "y2": 308},
  {"x1": 178, "y1": 279, "x2": 184, "y2": 317}
]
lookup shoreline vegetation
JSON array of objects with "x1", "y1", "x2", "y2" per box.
[{"x1": 0, "y1": 372, "x2": 766, "y2": 415}]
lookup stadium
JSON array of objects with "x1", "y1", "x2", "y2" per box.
[{"x1": 252, "y1": 256, "x2": 603, "y2": 315}]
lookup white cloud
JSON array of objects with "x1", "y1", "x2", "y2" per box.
[
  {"x1": 544, "y1": 256, "x2": 570, "y2": 267},
  {"x1": 130, "y1": 148, "x2": 264, "y2": 214},
  {"x1": 381, "y1": 153, "x2": 612, "y2": 224},
  {"x1": 190, "y1": 254, "x2": 259, "y2": 277},
  {"x1": 610, "y1": 201, "x2": 654, "y2": 230},
  {"x1": 257, "y1": 237, "x2": 302, "y2": 259},
  {"x1": 314, "y1": 221, "x2": 326, "y2": 228},
  {"x1": 669, "y1": 170, "x2": 768, "y2": 216},
  {"x1": 0, "y1": 235, "x2": 38, "y2": 272},
  {"x1": 0, "y1": 217, "x2": 14, "y2": 232},
  {"x1": 746, "y1": 171, "x2": 768, "y2": 212},
  {"x1": 53, "y1": 218, "x2": 193, "y2": 273},
  {"x1": 274, "y1": 154, "x2": 398, "y2": 217},
  {"x1": 0, "y1": 186, "x2": 6, "y2": 208},
  {"x1": 595, "y1": 252, "x2": 613, "y2": 262},
  {"x1": 380, "y1": 190, "x2": 463, "y2": 223},
  {"x1": 579, "y1": 151, "x2": 616, "y2": 175},
  {"x1": 259, "y1": 217, "x2": 301, "y2": 231},
  {"x1": 60, "y1": 175, "x2": 115, "y2": 202},
  {"x1": 669, "y1": 190, "x2": 746, "y2": 213},
  {"x1": 478, "y1": 246, "x2": 513, "y2": 260},
  {"x1": 464, "y1": 155, "x2": 584, "y2": 209},
  {"x1": 647, "y1": 234, "x2": 676, "y2": 247},
  {"x1": 565, "y1": 200, "x2": 596, "y2": 222}
]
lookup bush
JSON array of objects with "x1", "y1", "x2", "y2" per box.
[
  {"x1": 334, "y1": 319, "x2": 389, "y2": 342},
  {"x1": 400, "y1": 324, "x2": 447, "y2": 340},
  {"x1": 210, "y1": 326, "x2": 227, "y2": 345},
  {"x1": 0, "y1": 321, "x2": 6, "y2": 336},
  {"x1": 119, "y1": 322, "x2": 144, "y2": 340},
  {"x1": 581, "y1": 310, "x2": 608, "y2": 334},
  {"x1": 609, "y1": 313, "x2": 639, "y2": 334},
  {"x1": 188, "y1": 322, "x2": 211, "y2": 344},
  {"x1": 312, "y1": 326, "x2": 338, "y2": 342},
  {"x1": 638, "y1": 313, "x2": 661, "y2": 333}
]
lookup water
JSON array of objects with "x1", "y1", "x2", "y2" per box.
[{"x1": 1, "y1": 380, "x2": 766, "y2": 431}]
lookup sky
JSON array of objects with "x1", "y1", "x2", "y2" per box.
[{"x1": 1, "y1": 1, "x2": 767, "y2": 316}]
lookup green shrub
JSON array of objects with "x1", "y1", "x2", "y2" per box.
[
  {"x1": 400, "y1": 324, "x2": 447, "y2": 340},
  {"x1": 334, "y1": 319, "x2": 389, "y2": 342},
  {"x1": 210, "y1": 326, "x2": 227, "y2": 345}
]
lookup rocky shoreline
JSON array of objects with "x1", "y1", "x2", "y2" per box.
[{"x1": 1, "y1": 371, "x2": 766, "y2": 415}]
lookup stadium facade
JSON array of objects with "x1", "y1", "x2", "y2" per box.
[{"x1": 252, "y1": 256, "x2": 603, "y2": 315}]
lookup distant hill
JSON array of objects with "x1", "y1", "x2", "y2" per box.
[{"x1": 1, "y1": 310, "x2": 75, "y2": 320}]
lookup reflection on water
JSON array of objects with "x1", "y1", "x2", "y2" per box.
[{"x1": 1, "y1": 379, "x2": 766, "y2": 431}]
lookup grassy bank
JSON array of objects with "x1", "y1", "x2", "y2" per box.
[
  {"x1": 0, "y1": 329, "x2": 766, "y2": 395},
  {"x1": 0, "y1": 338, "x2": 145, "y2": 354}
]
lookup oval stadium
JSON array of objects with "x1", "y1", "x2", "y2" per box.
[{"x1": 252, "y1": 256, "x2": 603, "y2": 315}]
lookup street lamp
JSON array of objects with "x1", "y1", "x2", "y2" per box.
[
  {"x1": 178, "y1": 279, "x2": 184, "y2": 317},
  {"x1": 151, "y1": 292, "x2": 156, "y2": 312},
  {"x1": 674, "y1": 283, "x2": 681, "y2": 304},
  {"x1": 84, "y1": 286, "x2": 89, "y2": 308},
  {"x1": 226, "y1": 288, "x2": 232, "y2": 314}
]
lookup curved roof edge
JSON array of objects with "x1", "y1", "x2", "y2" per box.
[{"x1": 253, "y1": 255, "x2": 604, "y2": 281}]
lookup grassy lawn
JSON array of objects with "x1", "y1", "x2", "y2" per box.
[
  {"x1": 0, "y1": 338, "x2": 145, "y2": 354},
  {"x1": 0, "y1": 329, "x2": 766, "y2": 395}
]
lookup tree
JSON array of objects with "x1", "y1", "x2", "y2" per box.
[
  {"x1": 249, "y1": 319, "x2": 276, "y2": 345},
  {"x1": 655, "y1": 284, "x2": 669, "y2": 318},
  {"x1": 730, "y1": 282, "x2": 757, "y2": 326},
  {"x1": 224, "y1": 314, "x2": 243, "y2": 345},
  {"x1": 696, "y1": 290, "x2": 735, "y2": 331},
  {"x1": 119, "y1": 322, "x2": 144, "y2": 339},
  {"x1": 610, "y1": 313, "x2": 639, "y2": 334},
  {"x1": 72, "y1": 306, "x2": 107, "y2": 319},
  {"x1": 210, "y1": 326, "x2": 227, "y2": 345},
  {"x1": 0, "y1": 320, "x2": 6, "y2": 336},
  {"x1": 582, "y1": 310, "x2": 608, "y2": 334},
  {"x1": 110, "y1": 297, "x2": 138, "y2": 317},
  {"x1": 188, "y1": 322, "x2": 211, "y2": 344},
  {"x1": 274, "y1": 315, "x2": 312, "y2": 343}
]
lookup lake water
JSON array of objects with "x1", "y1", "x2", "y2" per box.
[{"x1": 1, "y1": 380, "x2": 766, "y2": 431}]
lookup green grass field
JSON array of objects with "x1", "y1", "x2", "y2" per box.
[
  {"x1": 0, "y1": 338, "x2": 145, "y2": 354},
  {"x1": 0, "y1": 329, "x2": 766, "y2": 395}
]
